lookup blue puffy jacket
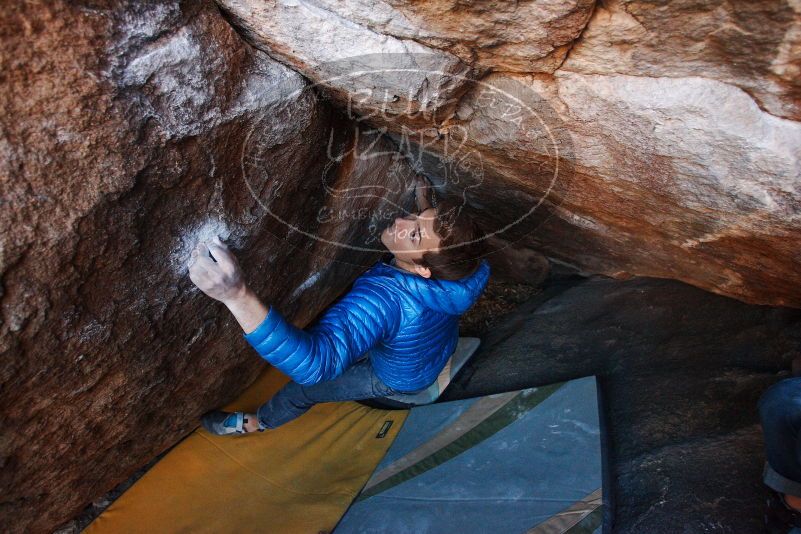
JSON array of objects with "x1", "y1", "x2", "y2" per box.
[{"x1": 243, "y1": 258, "x2": 491, "y2": 392}]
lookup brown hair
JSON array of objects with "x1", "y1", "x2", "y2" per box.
[{"x1": 413, "y1": 197, "x2": 485, "y2": 280}]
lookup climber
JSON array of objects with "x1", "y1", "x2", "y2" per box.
[
  {"x1": 759, "y1": 374, "x2": 801, "y2": 533},
  {"x1": 188, "y1": 177, "x2": 490, "y2": 435}
]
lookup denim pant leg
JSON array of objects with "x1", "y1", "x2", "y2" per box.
[
  {"x1": 257, "y1": 357, "x2": 399, "y2": 430},
  {"x1": 759, "y1": 377, "x2": 801, "y2": 497}
]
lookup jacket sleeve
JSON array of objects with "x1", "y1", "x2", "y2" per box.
[{"x1": 242, "y1": 280, "x2": 402, "y2": 386}]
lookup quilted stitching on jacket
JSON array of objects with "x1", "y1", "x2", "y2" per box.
[{"x1": 243, "y1": 259, "x2": 490, "y2": 391}]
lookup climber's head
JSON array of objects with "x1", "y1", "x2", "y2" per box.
[{"x1": 380, "y1": 198, "x2": 484, "y2": 280}]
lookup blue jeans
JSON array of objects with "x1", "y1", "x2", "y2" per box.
[
  {"x1": 759, "y1": 377, "x2": 801, "y2": 497},
  {"x1": 256, "y1": 357, "x2": 427, "y2": 429}
]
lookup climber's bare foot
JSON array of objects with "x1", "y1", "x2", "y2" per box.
[{"x1": 243, "y1": 413, "x2": 261, "y2": 433}]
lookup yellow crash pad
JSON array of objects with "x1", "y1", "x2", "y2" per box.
[{"x1": 86, "y1": 365, "x2": 408, "y2": 534}]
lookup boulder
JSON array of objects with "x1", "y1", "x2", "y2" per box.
[
  {"x1": 216, "y1": 0, "x2": 801, "y2": 307},
  {"x1": 562, "y1": 0, "x2": 801, "y2": 121},
  {"x1": 0, "y1": 1, "x2": 418, "y2": 532},
  {"x1": 3, "y1": 0, "x2": 801, "y2": 531}
]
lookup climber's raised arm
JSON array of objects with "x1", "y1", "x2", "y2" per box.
[
  {"x1": 188, "y1": 237, "x2": 269, "y2": 333},
  {"x1": 187, "y1": 237, "x2": 401, "y2": 385},
  {"x1": 242, "y1": 276, "x2": 401, "y2": 385}
]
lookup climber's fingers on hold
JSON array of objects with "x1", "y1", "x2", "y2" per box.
[
  {"x1": 207, "y1": 237, "x2": 238, "y2": 274},
  {"x1": 187, "y1": 248, "x2": 199, "y2": 269},
  {"x1": 212, "y1": 235, "x2": 228, "y2": 249},
  {"x1": 193, "y1": 245, "x2": 218, "y2": 272},
  {"x1": 188, "y1": 262, "x2": 210, "y2": 288},
  {"x1": 187, "y1": 239, "x2": 245, "y2": 302}
]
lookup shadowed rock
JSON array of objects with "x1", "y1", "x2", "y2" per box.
[
  {"x1": 447, "y1": 275, "x2": 801, "y2": 532},
  {"x1": 215, "y1": 0, "x2": 801, "y2": 307}
]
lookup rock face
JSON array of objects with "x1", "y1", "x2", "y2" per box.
[
  {"x1": 217, "y1": 0, "x2": 801, "y2": 307},
  {"x1": 2, "y1": 1, "x2": 800, "y2": 532},
  {"x1": 0, "y1": 1, "x2": 421, "y2": 532}
]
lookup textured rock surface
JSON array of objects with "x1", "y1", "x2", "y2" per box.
[
  {"x1": 563, "y1": 0, "x2": 801, "y2": 121},
  {"x1": 217, "y1": 0, "x2": 801, "y2": 307},
  {"x1": 0, "y1": 1, "x2": 420, "y2": 532},
  {"x1": 447, "y1": 275, "x2": 801, "y2": 532},
  {"x1": 302, "y1": 0, "x2": 596, "y2": 73},
  {"x1": 4, "y1": 0, "x2": 801, "y2": 531}
]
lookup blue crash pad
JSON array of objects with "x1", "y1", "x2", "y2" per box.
[{"x1": 334, "y1": 376, "x2": 610, "y2": 533}]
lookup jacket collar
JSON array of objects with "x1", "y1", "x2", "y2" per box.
[{"x1": 368, "y1": 257, "x2": 490, "y2": 315}]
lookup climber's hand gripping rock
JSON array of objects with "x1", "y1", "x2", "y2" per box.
[{"x1": 187, "y1": 236, "x2": 247, "y2": 304}]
